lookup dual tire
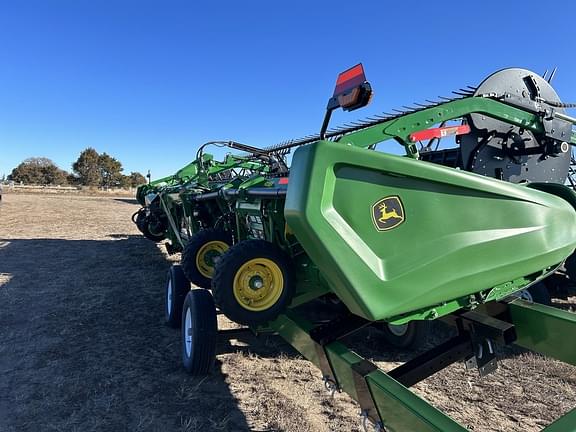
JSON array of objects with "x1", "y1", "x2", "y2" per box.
[
  {"x1": 165, "y1": 264, "x2": 218, "y2": 375},
  {"x1": 182, "y1": 233, "x2": 295, "y2": 327},
  {"x1": 175, "y1": 239, "x2": 294, "y2": 376}
]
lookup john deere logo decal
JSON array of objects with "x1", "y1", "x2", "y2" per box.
[{"x1": 372, "y1": 196, "x2": 405, "y2": 231}]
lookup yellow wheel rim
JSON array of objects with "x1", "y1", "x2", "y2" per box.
[
  {"x1": 195, "y1": 240, "x2": 229, "y2": 278},
  {"x1": 233, "y1": 258, "x2": 284, "y2": 312}
]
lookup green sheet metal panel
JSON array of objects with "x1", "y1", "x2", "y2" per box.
[
  {"x1": 510, "y1": 298, "x2": 576, "y2": 366},
  {"x1": 285, "y1": 140, "x2": 576, "y2": 321},
  {"x1": 510, "y1": 299, "x2": 576, "y2": 430},
  {"x1": 543, "y1": 408, "x2": 576, "y2": 432}
]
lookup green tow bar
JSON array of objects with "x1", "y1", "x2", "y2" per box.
[
  {"x1": 269, "y1": 300, "x2": 576, "y2": 431},
  {"x1": 271, "y1": 312, "x2": 467, "y2": 431}
]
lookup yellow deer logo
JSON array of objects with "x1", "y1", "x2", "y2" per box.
[
  {"x1": 378, "y1": 202, "x2": 402, "y2": 223},
  {"x1": 371, "y1": 196, "x2": 405, "y2": 231}
]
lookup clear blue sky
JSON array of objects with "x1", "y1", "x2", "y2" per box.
[{"x1": 1, "y1": 0, "x2": 575, "y2": 180}]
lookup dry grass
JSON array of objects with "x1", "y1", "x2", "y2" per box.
[
  {"x1": 3, "y1": 186, "x2": 135, "y2": 197},
  {"x1": 0, "y1": 193, "x2": 575, "y2": 431}
]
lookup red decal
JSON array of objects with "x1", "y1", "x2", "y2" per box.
[{"x1": 409, "y1": 125, "x2": 471, "y2": 143}]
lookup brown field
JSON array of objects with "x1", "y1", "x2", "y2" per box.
[
  {"x1": 1, "y1": 193, "x2": 575, "y2": 432},
  {"x1": 5, "y1": 184, "x2": 135, "y2": 196}
]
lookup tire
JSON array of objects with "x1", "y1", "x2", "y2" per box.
[
  {"x1": 134, "y1": 209, "x2": 147, "y2": 233},
  {"x1": 378, "y1": 321, "x2": 432, "y2": 349},
  {"x1": 517, "y1": 282, "x2": 552, "y2": 306},
  {"x1": 136, "y1": 211, "x2": 165, "y2": 242},
  {"x1": 564, "y1": 253, "x2": 576, "y2": 281},
  {"x1": 165, "y1": 265, "x2": 190, "y2": 328},
  {"x1": 181, "y1": 229, "x2": 232, "y2": 288},
  {"x1": 212, "y1": 240, "x2": 295, "y2": 326},
  {"x1": 181, "y1": 289, "x2": 218, "y2": 375}
]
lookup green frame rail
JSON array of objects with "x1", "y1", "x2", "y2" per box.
[
  {"x1": 337, "y1": 97, "x2": 548, "y2": 157},
  {"x1": 269, "y1": 299, "x2": 576, "y2": 431}
]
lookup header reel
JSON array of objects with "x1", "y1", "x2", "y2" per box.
[
  {"x1": 460, "y1": 68, "x2": 572, "y2": 183},
  {"x1": 263, "y1": 66, "x2": 575, "y2": 190}
]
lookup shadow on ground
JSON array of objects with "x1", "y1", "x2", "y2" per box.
[
  {"x1": 114, "y1": 198, "x2": 140, "y2": 205},
  {"x1": 0, "y1": 236, "x2": 253, "y2": 432}
]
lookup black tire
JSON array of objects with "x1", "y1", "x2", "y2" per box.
[
  {"x1": 181, "y1": 229, "x2": 232, "y2": 288},
  {"x1": 181, "y1": 289, "x2": 218, "y2": 375},
  {"x1": 165, "y1": 265, "x2": 190, "y2": 328},
  {"x1": 212, "y1": 240, "x2": 295, "y2": 326},
  {"x1": 136, "y1": 211, "x2": 165, "y2": 242},
  {"x1": 134, "y1": 209, "x2": 147, "y2": 232},
  {"x1": 379, "y1": 321, "x2": 432, "y2": 349},
  {"x1": 564, "y1": 253, "x2": 576, "y2": 281},
  {"x1": 519, "y1": 282, "x2": 552, "y2": 306}
]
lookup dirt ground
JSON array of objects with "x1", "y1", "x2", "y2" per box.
[{"x1": 1, "y1": 193, "x2": 575, "y2": 432}]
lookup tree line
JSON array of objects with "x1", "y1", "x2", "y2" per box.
[{"x1": 8, "y1": 148, "x2": 147, "y2": 188}]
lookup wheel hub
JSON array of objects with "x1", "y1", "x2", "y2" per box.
[
  {"x1": 233, "y1": 258, "x2": 284, "y2": 311},
  {"x1": 249, "y1": 276, "x2": 264, "y2": 290}
]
